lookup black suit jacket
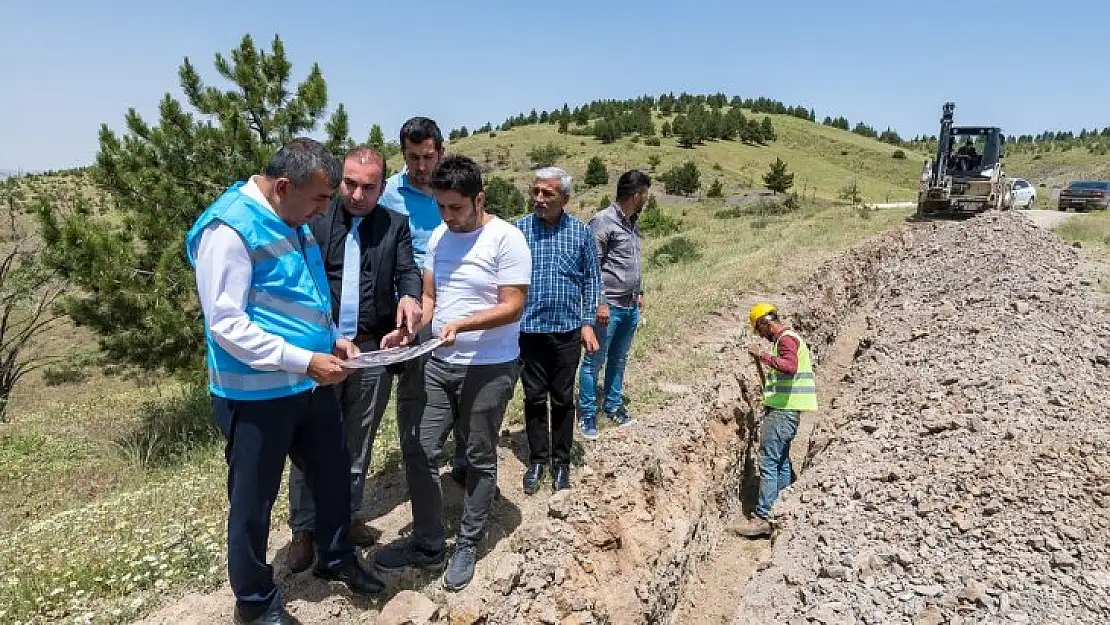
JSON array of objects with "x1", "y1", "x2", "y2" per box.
[{"x1": 309, "y1": 199, "x2": 423, "y2": 341}]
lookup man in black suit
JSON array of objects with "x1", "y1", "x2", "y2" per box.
[{"x1": 286, "y1": 146, "x2": 423, "y2": 572}]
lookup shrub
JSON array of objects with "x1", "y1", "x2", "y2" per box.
[
  {"x1": 838, "y1": 179, "x2": 863, "y2": 205},
  {"x1": 598, "y1": 194, "x2": 611, "y2": 210},
  {"x1": 707, "y1": 179, "x2": 724, "y2": 198},
  {"x1": 484, "y1": 176, "x2": 527, "y2": 219},
  {"x1": 639, "y1": 196, "x2": 682, "y2": 237},
  {"x1": 892, "y1": 149, "x2": 906, "y2": 159},
  {"x1": 660, "y1": 161, "x2": 701, "y2": 196},
  {"x1": 42, "y1": 363, "x2": 89, "y2": 386},
  {"x1": 644, "y1": 137, "x2": 661, "y2": 147},
  {"x1": 650, "y1": 235, "x2": 702, "y2": 266},
  {"x1": 584, "y1": 156, "x2": 609, "y2": 187},
  {"x1": 527, "y1": 142, "x2": 566, "y2": 167}
]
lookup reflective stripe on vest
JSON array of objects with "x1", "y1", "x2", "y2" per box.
[
  {"x1": 186, "y1": 181, "x2": 335, "y2": 401},
  {"x1": 763, "y1": 330, "x2": 818, "y2": 411}
]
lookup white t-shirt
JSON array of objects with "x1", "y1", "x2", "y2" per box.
[{"x1": 426, "y1": 217, "x2": 532, "y2": 365}]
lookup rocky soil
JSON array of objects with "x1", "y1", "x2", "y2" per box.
[{"x1": 735, "y1": 213, "x2": 1110, "y2": 624}]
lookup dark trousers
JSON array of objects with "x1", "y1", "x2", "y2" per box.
[
  {"x1": 520, "y1": 329, "x2": 582, "y2": 467},
  {"x1": 400, "y1": 357, "x2": 518, "y2": 550},
  {"x1": 212, "y1": 388, "x2": 354, "y2": 617}
]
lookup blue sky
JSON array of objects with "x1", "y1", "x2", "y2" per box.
[{"x1": 2, "y1": 0, "x2": 1108, "y2": 172}]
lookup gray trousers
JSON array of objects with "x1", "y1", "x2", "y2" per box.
[
  {"x1": 396, "y1": 327, "x2": 467, "y2": 471},
  {"x1": 288, "y1": 364, "x2": 392, "y2": 533},
  {"x1": 400, "y1": 356, "x2": 518, "y2": 551}
]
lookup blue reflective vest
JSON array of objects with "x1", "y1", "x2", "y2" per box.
[{"x1": 185, "y1": 182, "x2": 335, "y2": 400}]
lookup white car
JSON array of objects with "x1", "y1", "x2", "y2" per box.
[{"x1": 1010, "y1": 178, "x2": 1037, "y2": 209}]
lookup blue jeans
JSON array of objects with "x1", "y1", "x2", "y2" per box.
[
  {"x1": 578, "y1": 304, "x2": 640, "y2": 418},
  {"x1": 755, "y1": 408, "x2": 799, "y2": 519}
]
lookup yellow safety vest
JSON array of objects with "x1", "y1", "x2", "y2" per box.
[{"x1": 763, "y1": 330, "x2": 818, "y2": 411}]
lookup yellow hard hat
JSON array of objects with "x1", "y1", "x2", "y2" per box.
[{"x1": 749, "y1": 302, "x2": 777, "y2": 329}]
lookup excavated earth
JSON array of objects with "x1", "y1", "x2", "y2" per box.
[
  {"x1": 134, "y1": 212, "x2": 1110, "y2": 625},
  {"x1": 735, "y1": 213, "x2": 1110, "y2": 625}
]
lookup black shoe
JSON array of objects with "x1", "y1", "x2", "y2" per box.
[
  {"x1": 523, "y1": 463, "x2": 546, "y2": 495},
  {"x1": 313, "y1": 559, "x2": 386, "y2": 596},
  {"x1": 552, "y1": 465, "x2": 570, "y2": 491},
  {"x1": 374, "y1": 541, "x2": 447, "y2": 573},
  {"x1": 233, "y1": 605, "x2": 301, "y2": 625}
]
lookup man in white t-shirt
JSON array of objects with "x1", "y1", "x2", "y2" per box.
[{"x1": 373, "y1": 155, "x2": 531, "y2": 592}]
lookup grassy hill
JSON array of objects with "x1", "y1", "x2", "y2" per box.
[
  {"x1": 1006, "y1": 147, "x2": 1110, "y2": 189},
  {"x1": 416, "y1": 111, "x2": 927, "y2": 207}
]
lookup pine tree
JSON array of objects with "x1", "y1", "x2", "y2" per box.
[
  {"x1": 760, "y1": 116, "x2": 777, "y2": 141},
  {"x1": 660, "y1": 161, "x2": 701, "y2": 195},
  {"x1": 707, "y1": 178, "x2": 724, "y2": 198},
  {"x1": 762, "y1": 158, "x2": 794, "y2": 195},
  {"x1": 584, "y1": 156, "x2": 609, "y2": 187},
  {"x1": 35, "y1": 34, "x2": 351, "y2": 374},
  {"x1": 367, "y1": 123, "x2": 385, "y2": 150}
]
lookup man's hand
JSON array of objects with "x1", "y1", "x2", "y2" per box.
[
  {"x1": 747, "y1": 344, "x2": 763, "y2": 359},
  {"x1": 581, "y1": 325, "x2": 599, "y2": 354},
  {"x1": 439, "y1": 321, "x2": 460, "y2": 346},
  {"x1": 396, "y1": 295, "x2": 423, "y2": 335},
  {"x1": 308, "y1": 353, "x2": 350, "y2": 385},
  {"x1": 596, "y1": 303, "x2": 610, "y2": 326},
  {"x1": 333, "y1": 338, "x2": 360, "y2": 360},
  {"x1": 380, "y1": 327, "x2": 412, "y2": 349},
  {"x1": 637, "y1": 294, "x2": 644, "y2": 310}
]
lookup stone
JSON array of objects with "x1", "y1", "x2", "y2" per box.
[
  {"x1": 377, "y1": 590, "x2": 438, "y2": 625},
  {"x1": 491, "y1": 553, "x2": 526, "y2": 595},
  {"x1": 959, "y1": 580, "x2": 988, "y2": 605},
  {"x1": 548, "y1": 490, "x2": 573, "y2": 519},
  {"x1": 448, "y1": 600, "x2": 484, "y2": 625}
]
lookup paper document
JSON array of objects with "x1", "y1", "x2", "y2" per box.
[{"x1": 341, "y1": 338, "x2": 444, "y2": 369}]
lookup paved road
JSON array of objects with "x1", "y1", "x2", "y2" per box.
[{"x1": 1022, "y1": 209, "x2": 1075, "y2": 229}]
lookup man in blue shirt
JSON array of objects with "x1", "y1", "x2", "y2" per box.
[
  {"x1": 515, "y1": 167, "x2": 602, "y2": 493},
  {"x1": 379, "y1": 117, "x2": 468, "y2": 482}
]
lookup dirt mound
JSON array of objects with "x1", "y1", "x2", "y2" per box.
[{"x1": 735, "y1": 213, "x2": 1110, "y2": 624}]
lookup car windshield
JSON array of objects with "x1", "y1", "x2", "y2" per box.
[{"x1": 1068, "y1": 181, "x2": 1110, "y2": 190}]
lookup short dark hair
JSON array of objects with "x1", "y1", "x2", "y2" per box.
[
  {"x1": 616, "y1": 169, "x2": 652, "y2": 200},
  {"x1": 343, "y1": 145, "x2": 385, "y2": 170},
  {"x1": 399, "y1": 116, "x2": 444, "y2": 151},
  {"x1": 264, "y1": 137, "x2": 341, "y2": 188},
  {"x1": 430, "y1": 155, "x2": 483, "y2": 200}
]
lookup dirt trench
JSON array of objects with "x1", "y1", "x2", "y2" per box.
[{"x1": 131, "y1": 223, "x2": 933, "y2": 625}]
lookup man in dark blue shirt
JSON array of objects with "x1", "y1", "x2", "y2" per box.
[{"x1": 514, "y1": 167, "x2": 602, "y2": 493}]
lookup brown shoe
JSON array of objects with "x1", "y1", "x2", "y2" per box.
[
  {"x1": 726, "y1": 516, "x2": 773, "y2": 539},
  {"x1": 287, "y1": 532, "x2": 314, "y2": 573},
  {"x1": 347, "y1": 521, "x2": 380, "y2": 548}
]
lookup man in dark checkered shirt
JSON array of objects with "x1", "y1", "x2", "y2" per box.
[{"x1": 514, "y1": 166, "x2": 602, "y2": 494}]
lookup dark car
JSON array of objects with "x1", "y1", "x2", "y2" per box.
[{"x1": 1058, "y1": 181, "x2": 1110, "y2": 212}]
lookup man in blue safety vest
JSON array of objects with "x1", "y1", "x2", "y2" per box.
[{"x1": 186, "y1": 138, "x2": 384, "y2": 625}]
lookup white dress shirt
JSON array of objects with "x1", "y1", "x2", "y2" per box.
[{"x1": 192, "y1": 177, "x2": 315, "y2": 374}]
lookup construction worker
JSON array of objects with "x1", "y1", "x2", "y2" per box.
[{"x1": 728, "y1": 302, "x2": 818, "y2": 539}]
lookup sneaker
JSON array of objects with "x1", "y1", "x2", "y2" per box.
[
  {"x1": 605, "y1": 406, "x2": 634, "y2": 427},
  {"x1": 579, "y1": 416, "x2": 600, "y2": 440},
  {"x1": 443, "y1": 543, "x2": 477, "y2": 591},
  {"x1": 374, "y1": 541, "x2": 446, "y2": 573}
]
